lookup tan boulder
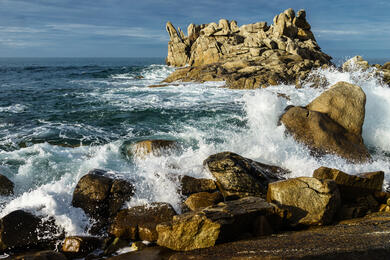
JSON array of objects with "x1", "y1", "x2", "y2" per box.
[
  {"x1": 280, "y1": 81, "x2": 371, "y2": 162},
  {"x1": 313, "y1": 167, "x2": 384, "y2": 201},
  {"x1": 184, "y1": 191, "x2": 224, "y2": 211},
  {"x1": 267, "y1": 177, "x2": 341, "y2": 226},
  {"x1": 62, "y1": 236, "x2": 103, "y2": 258},
  {"x1": 128, "y1": 139, "x2": 177, "y2": 158},
  {"x1": 307, "y1": 81, "x2": 366, "y2": 136},
  {"x1": 180, "y1": 175, "x2": 217, "y2": 195},
  {"x1": 156, "y1": 197, "x2": 276, "y2": 251}
]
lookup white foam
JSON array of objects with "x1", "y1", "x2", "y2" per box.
[{"x1": 0, "y1": 104, "x2": 27, "y2": 113}]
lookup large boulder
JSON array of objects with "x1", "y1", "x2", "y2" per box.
[
  {"x1": 342, "y1": 56, "x2": 370, "y2": 72},
  {"x1": 203, "y1": 152, "x2": 287, "y2": 199},
  {"x1": 184, "y1": 191, "x2": 224, "y2": 211},
  {"x1": 313, "y1": 167, "x2": 384, "y2": 201},
  {"x1": 0, "y1": 174, "x2": 13, "y2": 196},
  {"x1": 109, "y1": 202, "x2": 176, "y2": 242},
  {"x1": 162, "y1": 8, "x2": 332, "y2": 89},
  {"x1": 0, "y1": 210, "x2": 64, "y2": 252},
  {"x1": 156, "y1": 197, "x2": 277, "y2": 251},
  {"x1": 72, "y1": 169, "x2": 135, "y2": 232},
  {"x1": 126, "y1": 140, "x2": 178, "y2": 158},
  {"x1": 267, "y1": 177, "x2": 341, "y2": 226},
  {"x1": 180, "y1": 175, "x2": 217, "y2": 195},
  {"x1": 280, "y1": 82, "x2": 371, "y2": 163}
]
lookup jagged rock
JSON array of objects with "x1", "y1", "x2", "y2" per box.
[
  {"x1": 109, "y1": 202, "x2": 176, "y2": 242},
  {"x1": 267, "y1": 177, "x2": 340, "y2": 226},
  {"x1": 0, "y1": 174, "x2": 13, "y2": 196},
  {"x1": 180, "y1": 175, "x2": 217, "y2": 195},
  {"x1": 156, "y1": 197, "x2": 276, "y2": 251},
  {"x1": 0, "y1": 210, "x2": 64, "y2": 252},
  {"x1": 280, "y1": 81, "x2": 371, "y2": 162},
  {"x1": 313, "y1": 167, "x2": 384, "y2": 201},
  {"x1": 6, "y1": 250, "x2": 67, "y2": 260},
  {"x1": 62, "y1": 236, "x2": 103, "y2": 258},
  {"x1": 203, "y1": 152, "x2": 287, "y2": 199},
  {"x1": 163, "y1": 8, "x2": 332, "y2": 89},
  {"x1": 342, "y1": 56, "x2": 370, "y2": 72},
  {"x1": 184, "y1": 191, "x2": 224, "y2": 211},
  {"x1": 71, "y1": 169, "x2": 134, "y2": 232},
  {"x1": 126, "y1": 139, "x2": 177, "y2": 158}
]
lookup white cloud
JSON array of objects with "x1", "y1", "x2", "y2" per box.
[{"x1": 314, "y1": 29, "x2": 362, "y2": 35}]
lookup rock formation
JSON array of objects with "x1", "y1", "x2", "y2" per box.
[
  {"x1": 163, "y1": 8, "x2": 332, "y2": 89},
  {"x1": 280, "y1": 81, "x2": 371, "y2": 162}
]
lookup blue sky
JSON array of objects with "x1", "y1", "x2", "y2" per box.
[{"x1": 0, "y1": 0, "x2": 389, "y2": 58}]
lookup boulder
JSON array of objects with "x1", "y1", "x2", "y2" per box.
[
  {"x1": 342, "y1": 56, "x2": 370, "y2": 72},
  {"x1": 127, "y1": 140, "x2": 177, "y2": 158},
  {"x1": 203, "y1": 152, "x2": 287, "y2": 199},
  {"x1": 267, "y1": 177, "x2": 341, "y2": 226},
  {"x1": 0, "y1": 174, "x2": 13, "y2": 196},
  {"x1": 72, "y1": 169, "x2": 134, "y2": 232},
  {"x1": 280, "y1": 82, "x2": 371, "y2": 163},
  {"x1": 109, "y1": 202, "x2": 176, "y2": 242},
  {"x1": 0, "y1": 210, "x2": 64, "y2": 252},
  {"x1": 313, "y1": 167, "x2": 384, "y2": 201},
  {"x1": 156, "y1": 197, "x2": 276, "y2": 251},
  {"x1": 180, "y1": 175, "x2": 217, "y2": 195},
  {"x1": 163, "y1": 8, "x2": 332, "y2": 89},
  {"x1": 184, "y1": 191, "x2": 224, "y2": 211},
  {"x1": 62, "y1": 236, "x2": 103, "y2": 258}
]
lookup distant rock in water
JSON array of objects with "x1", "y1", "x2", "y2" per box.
[
  {"x1": 163, "y1": 8, "x2": 332, "y2": 89},
  {"x1": 280, "y1": 81, "x2": 372, "y2": 163}
]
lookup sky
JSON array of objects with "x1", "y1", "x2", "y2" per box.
[{"x1": 0, "y1": 0, "x2": 389, "y2": 59}]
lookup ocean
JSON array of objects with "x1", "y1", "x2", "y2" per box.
[{"x1": 0, "y1": 57, "x2": 390, "y2": 235}]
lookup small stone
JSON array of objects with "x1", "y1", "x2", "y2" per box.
[
  {"x1": 0, "y1": 174, "x2": 13, "y2": 196},
  {"x1": 62, "y1": 236, "x2": 103, "y2": 258}
]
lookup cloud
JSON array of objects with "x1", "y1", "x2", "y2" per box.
[{"x1": 314, "y1": 29, "x2": 363, "y2": 36}]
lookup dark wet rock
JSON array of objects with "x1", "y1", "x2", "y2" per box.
[
  {"x1": 109, "y1": 202, "x2": 176, "y2": 242},
  {"x1": 0, "y1": 210, "x2": 64, "y2": 252},
  {"x1": 61, "y1": 236, "x2": 103, "y2": 258},
  {"x1": 203, "y1": 152, "x2": 287, "y2": 199},
  {"x1": 267, "y1": 177, "x2": 341, "y2": 226},
  {"x1": 106, "y1": 246, "x2": 174, "y2": 260},
  {"x1": 72, "y1": 169, "x2": 135, "y2": 233},
  {"x1": 184, "y1": 191, "x2": 224, "y2": 211},
  {"x1": 313, "y1": 167, "x2": 384, "y2": 201},
  {"x1": 280, "y1": 81, "x2": 371, "y2": 163},
  {"x1": 126, "y1": 140, "x2": 178, "y2": 158},
  {"x1": 156, "y1": 197, "x2": 277, "y2": 251},
  {"x1": 0, "y1": 174, "x2": 14, "y2": 196},
  {"x1": 168, "y1": 212, "x2": 390, "y2": 260},
  {"x1": 103, "y1": 237, "x2": 130, "y2": 256},
  {"x1": 180, "y1": 175, "x2": 217, "y2": 196},
  {"x1": 5, "y1": 250, "x2": 67, "y2": 260}
]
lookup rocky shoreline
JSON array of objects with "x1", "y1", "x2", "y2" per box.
[{"x1": 1, "y1": 8, "x2": 390, "y2": 260}]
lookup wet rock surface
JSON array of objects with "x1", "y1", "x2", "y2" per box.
[
  {"x1": 0, "y1": 174, "x2": 14, "y2": 196},
  {"x1": 204, "y1": 152, "x2": 287, "y2": 199},
  {"x1": 61, "y1": 236, "x2": 103, "y2": 258},
  {"x1": 127, "y1": 140, "x2": 178, "y2": 158},
  {"x1": 184, "y1": 191, "x2": 224, "y2": 211},
  {"x1": 180, "y1": 175, "x2": 217, "y2": 196},
  {"x1": 109, "y1": 202, "x2": 176, "y2": 242}
]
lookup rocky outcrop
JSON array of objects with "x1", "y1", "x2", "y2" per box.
[
  {"x1": 163, "y1": 8, "x2": 332, "y2": 89},
  {"x1": 6, "y1": 250, "x2": 67, "y2": 260},
  {"x1": 280, "y1": 81, "x2": 371, "y2": 162},
  {"x1": 109, "y1": 202, "x2": 176, "y2": 242},
  {"x1": 156, "y1": 197, "x2": 276, "y2": 251},
  {"x1": 180, "y1": 175, "x2": 217, "y2": 195},
  {"x1": 0, "y1": 210, "x2": 64, "y2": 252},
  {"x1": 0, "y1": 174, "x2": 13, "y2": 196},
  {"x1": 267, "y1": 177, "x2": 340, "y2": 226},
  {"x1": 71, "y1": 169, "x2": 135, "y2": 232},
  {"x1": 203, "y1": 152, "x2": 288, "y2": 199},
  {"x1": 125, "y1": 139, "x2": 178, "y2": 158},
  {"x1": 184, "y1": 191, "x2": 224, "y2": 211}
]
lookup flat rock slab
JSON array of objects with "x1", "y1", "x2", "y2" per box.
[{"x1": 169, "y1": 212, "x2": 390, "y2": 260}]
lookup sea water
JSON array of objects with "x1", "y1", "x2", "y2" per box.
[{"x1": 0, "y1": 57, "x2": 389, "y2": 235}]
